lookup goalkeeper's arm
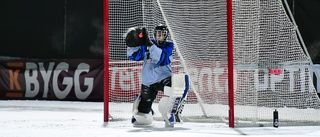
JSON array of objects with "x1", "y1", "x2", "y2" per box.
[
  {"x1": 127, "y1": 46, "x2": 147, "y2": 61},
  {"x1": 125, "y1": 27, "x2": 153, "y2": 61}
]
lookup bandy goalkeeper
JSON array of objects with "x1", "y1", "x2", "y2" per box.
[{"x1": 125, "y1": 24, "x2": 189, "y2": 127}]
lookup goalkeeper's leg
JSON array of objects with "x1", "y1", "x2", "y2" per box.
[
  {"x1": 131, "y1": 85, "x2": 157, "y2": 125},
  {"x1": 158, "y1": 74, "x2": 189, "y2": 127}
]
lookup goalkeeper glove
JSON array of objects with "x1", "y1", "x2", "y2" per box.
[{"x1": 139, "y1": 27, "x2": 153, "y2": 47}]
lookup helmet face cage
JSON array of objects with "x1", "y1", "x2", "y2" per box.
[{"x1": 154, "y1": 25, "x2": 168, "y2": 45}]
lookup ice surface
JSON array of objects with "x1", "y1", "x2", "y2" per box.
[{"x1": 0, "y1": 100, "x2": 320, "y2": 137}]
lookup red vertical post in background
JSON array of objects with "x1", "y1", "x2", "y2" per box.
[
  {"x1": 103, "y1": 0, "x2": 109, "y2": 124},
  {"x1": 227, "y1": 0, "x2": 234, "y2": 128}
]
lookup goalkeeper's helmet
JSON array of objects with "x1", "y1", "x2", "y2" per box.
[{"x1": 154, "y1": 24, "x2": 168, "y2": 45}]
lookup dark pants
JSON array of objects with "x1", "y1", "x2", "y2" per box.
[{"x1": 138, "y1": 77, "x2": 171, "y2": 113}]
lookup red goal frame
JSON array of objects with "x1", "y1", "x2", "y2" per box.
[
  {"x1": 103, "y1": 0, "x2": 235, "y2": 128},
  {"x1": 103, "y1": 0, "x2": 109, "y2": 124}
]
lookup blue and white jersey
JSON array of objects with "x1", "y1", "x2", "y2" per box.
[{"x1": 127, "y1": 38, "x2": 173, "y2": 86}]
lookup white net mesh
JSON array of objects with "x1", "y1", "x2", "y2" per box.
[{"x1": 108, "y1": 0, "x2": 320, "y2": 126}]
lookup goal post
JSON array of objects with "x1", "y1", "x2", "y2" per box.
[
  {"x1": 103, "y1": 0, "x2": 109, "y2": 124},
  {"x1": 104, "y1": 0, "x2": 320, "y2": 127},
  {"x1": 227, "y1": 0, "x2": 234, "y2": 128}
]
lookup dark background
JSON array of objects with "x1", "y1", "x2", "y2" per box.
[
  {"x1": 0, "y1": 0, "x2": 103, "y2": 59},
  {"x1": 288, "y1": 0, "x2": 320, "y2": 64},
  {"x1": 0, "y1": 0, "x2": 319, "y2": 62}
]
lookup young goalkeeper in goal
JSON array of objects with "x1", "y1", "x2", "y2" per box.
[{"x1": 125, "y1": 24, "x2": 188, "y2": 126}]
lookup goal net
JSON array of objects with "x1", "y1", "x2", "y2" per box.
[{"x1": 106, "y1": 0, "x2": 320, "y2": 127}]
